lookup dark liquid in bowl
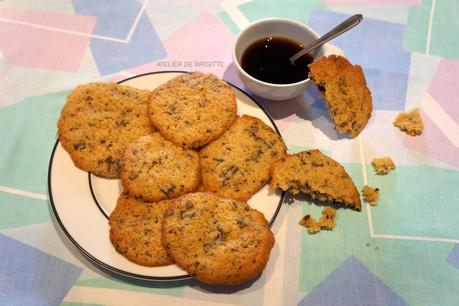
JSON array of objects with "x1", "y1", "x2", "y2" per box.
[{"x1": 241, "y1": 37, "x2": 313, "y2": 84}]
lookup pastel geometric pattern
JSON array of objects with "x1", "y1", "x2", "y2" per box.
[
  {"x1": 0, "y1": 234, "x2": 82, "y2": 306},
  {"x1": 298, "y1": 256, "x2": 407, "y2": 306},
  {"x1": 72, "y1": 0, "x2": 166, "y2": 75},
  {"x1": 0, "y1": 192, "x2": 49, "y2": 229},
  {"x1": 299, "y1": 175, "x2": 459, "y2": 306},
  {"x1": 323, "y1": 0, "x2": 421, "y2": 4},
  {"x1": 127, "y1": 12, "x2": 234, "y2": 80},
  {"x1": 0, "y1": 0, "x2": 76, "y2": 14},
  {"x1": 0, "y1": 9, "x2": 96, "y2": 71},
  {"x1": 405, "y1": 0, "x2": 459, "y2": 60},
  {"x1": 403, "y1": 58, "x2": 459, "y2": 169},
  {"x1": 60, "y1": 302, "x2": 105, "y2": 306},
  {"x1": 252, "y1": 94, "x2": 314, "y2": 134},
  {"x1": 75, "y1": 277, "x2": 182, "y2": 297},
  {"x1": 367, "y1": 165, "x2": 459, "y2": 238},
  {"x1": 147, "y1": 0, "x2": 226, "y2": 39},
  {"x1": 309, "y1": 10, "x2": 411, "y2": 110},
  {"x1": 322, "y1": 4, "x2": 413, "y2": 25},
  {"x1": 404, "y1": 52, "x2": 441, "y2": 110},
  {"x1": 72, "y1": 0, "x2": 142, "y2": 39},
  {"x1": 252, "y1": 85, "x2": 339, "y2": 140},
  {"x1": 404, "y1": 0, "x2": 432, "y2": 54},
  {"x1": 0, "y1": 91, "x2": 67, "y2": 194},
  {"x1": 427, "y1": 59, "x2": 459, "y2": 123},
  {"x1": 403, "y1": 106, "x2": 459, "y2": 169},
  {"x1": 217, "y1": 11, "x2": 240, "y2": 35},
  {"x1": 240, "y1": 0, "x2": 325, "y2": 25},
  {"x1": 0, "y1": 222, "x2": 100, "y2": 280},
  {"x1": 447, "y1": 245, "x2": 459, "y2": 270}
]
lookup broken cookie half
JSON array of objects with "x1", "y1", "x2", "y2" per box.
[
  {"x1": 270, "y1": 150, "x2": 361, "y2": 211},
  {"x1": 308, "y1": 55, "x2": 373, "y2": 138}
]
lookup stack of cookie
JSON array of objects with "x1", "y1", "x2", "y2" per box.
[
  {"x1": 57, "y1": 70, "x2": 364, "y2": 285},
  {"x1": 57, "y1": 72, "x2": 287, "y2": 285}
]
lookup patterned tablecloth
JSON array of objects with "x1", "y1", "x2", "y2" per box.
[{"x1": 1, "y1": 0, "x2": 459, "y2": 305}]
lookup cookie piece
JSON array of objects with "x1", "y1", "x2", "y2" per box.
[
  {"x1": 393, "y1": 108, "x2": 424, "y2": 136},
  {"x1": 162, "y1": 192, "x2": 275, "y2": 285},
  {"x1": 309, "y1": 55, "x2": 373, "y2": 138},
  {"x1": 200, "y1": 115, "x2": 287, "y2": 201},
  {"x1": 57, "y1": 82, "x2": 154, "y2": 178},
  {"x1": 298, "y1": 215, "x2": 321, "y2": 234},
  {"x1": 120, "y1": 133, "x2": 200, "y2": 202},
  {"x1": 109, "y1": 192, "x2": 173, "y2": 267},
  {"x1": 299, "y1": 206, "x2": 337, "y2": 234},
  {"x1": 362, "y1": 185, "x2": 379, "y2": 206},
  {"x1": 270, "y1": 150, "x2": 361, "y2": 211},
  {"x1": 371, "y1": 156, "x2": 396, "y2": 175},
  {"x1": 318, "y1": 206, "x2": 337, "y2": 230},
  {"x1": 148, "y1": 72, "x2": 237, "y2": 148}
]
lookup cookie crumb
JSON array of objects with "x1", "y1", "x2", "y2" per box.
[
  {"x1": 371, "y1": 157, "x2": 396, "y2": 175},
  {"x1": 393, "y1": 108, "x2": 424, "y2": 136},
  {"x1": 362, "y1": 185, "x2": 379, "y2": 206},
  {"x1": 318, "y1": 206, "x2": 337, "y2": 230},
  {"x1": 299, "y1": 206, "x2": 337, "y2": 234},
  {"x1": 299, "y1": 215, "x2": 321, "y2": 234}
]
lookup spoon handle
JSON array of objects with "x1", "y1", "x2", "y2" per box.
[{"x1": 289, "y1": 14, "x2": 363, "y2": 64}]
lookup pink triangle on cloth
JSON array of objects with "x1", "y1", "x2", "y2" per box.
[{"x1": 0, "y1": 8, "x2": 96, "y2": 71}]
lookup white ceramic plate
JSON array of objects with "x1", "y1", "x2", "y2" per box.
[{"x1": 48, "y1": 71, "x2": 285, "y2": 281}]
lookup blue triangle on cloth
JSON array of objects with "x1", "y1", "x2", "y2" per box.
[
  {"x1": 0, "y1": 233, "x2": 82, "y2": 306},
  {"x1": 447, "y1": 244, "x2": 459, "y2": 269},
  {"x1": 298, "y1": 256, "x2": 407, "y2": 306}
]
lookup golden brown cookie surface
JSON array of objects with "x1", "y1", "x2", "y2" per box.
[
  {"x1": 109, "y1": 192, "x2": 174, "y2": 267},
  {"x1": 362, "y1": 185, "x2": 379, "y2": 206},
  {"x1": 299, "y1": 206, "x2": 337, "y2": 234},
  {"x1": 148, "y1": 72, "x2": 237, "y2": 149},
  {"x1": 371, "y1": 156, "x2": 396, "y2": 175},
  {"x1": 57, "y1": 82, "x2": 154, "y2": 178},
  {"x1": 298, "y1": 215, "x2": 321, "y2": 234},
  {"x1": 120, "y1": 133, "x2": 200, "y2": 202},
  {"x1": 162, "y1": 192, "x2": 275, "y2": 285},
  {"x1": 393, "y1": 108, "x2": 424, "y2": 136},
  {"x1": 318, "y1": 206, "x2": 337, "y2": 230},
  {"x1": 270, "y1": 150, "x2": 361, "y2": 211},
  {"x1": 309, "y1": 55, "x2": 373, "y2": 138},
  {"x1": 200, "y1": 115, "x2": 287, "y2": 201}
]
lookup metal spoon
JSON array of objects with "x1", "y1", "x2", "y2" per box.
[{"x1": 289, "y1": 14, "x2": 363, "y2": 64}]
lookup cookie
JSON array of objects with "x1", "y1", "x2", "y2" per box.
[
  {"x1": 120, "y1": 133, "x2": 200, "y2": 202},
  {"x1": 200, "y1": 115, "x2": 287, "y2": 201},
  {"x1": 309, "y1": 55, "x2": 373, "y2": 138},
  {"x1": 270, "y1": 150, "x2": 361, "y2": 211},
  {"x1": 362, "y1": 185, "x2": 379, "y2": 206},
  {"x1": 109, "y1": 192, "x2": 174, "y2": 267},
  {"x1": 148, "y1": 72, "x2": 237, "y2": 149},
  {"x1": 162, "y1": 192, "x2": 275, "y2": 285},
  {"x1": 393, "y1": 108, "x2": 424, "y2": 136},
  {"x1": 57, "y1": 82, "x2": 154, "y2": 178},
  {"x1": 371, "y1": 156, "x2": 396, "y2": 175}
]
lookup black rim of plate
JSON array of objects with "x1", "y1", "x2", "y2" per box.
[{"x1": 47, "y1": 70, "x2": 286, "y2": 282}]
